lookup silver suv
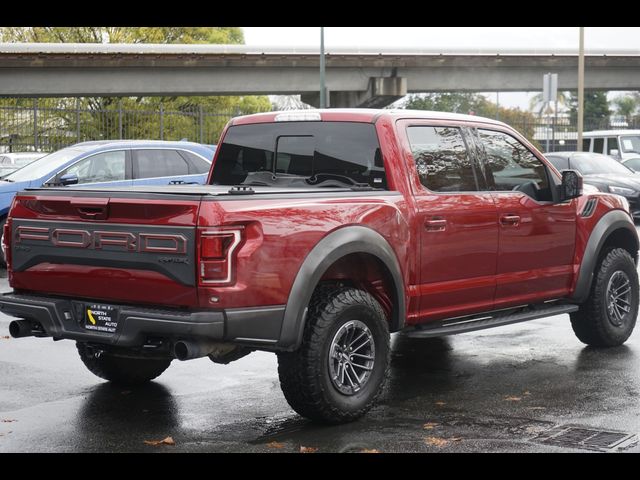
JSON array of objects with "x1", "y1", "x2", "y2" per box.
[{"x1": 583, "y1": 130, "x2": 640, "y2": 161}]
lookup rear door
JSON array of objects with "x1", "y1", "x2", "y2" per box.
[
  {"x1": 132, "y1": 149, "x2": 207, "y2": 185},
  {"x1": 472, "y1": 128, "x2": 576, "y2": 308},
  {"x1": 400, "y1": 120, "x2": 499, "y2": 321}
]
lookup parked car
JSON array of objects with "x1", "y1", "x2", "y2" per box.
[
  {"x1": 0, "y1": 140, "x2": 215, "y2": 264},
  {"x1": 545, "y1": 151, "x2": 640, "y2": 219},
  {"x1": 2, "y1": 110, "x2": 637, "y2": 424},
  {"x1": 621, "y1": 157, "x2": 640, "y2": 172},
  {"x1": 582, "y1": 130, "x2": 640, "y2": 161},
  {"x1": 0, "y1": 152, "x2": 45, "y2": 177}
]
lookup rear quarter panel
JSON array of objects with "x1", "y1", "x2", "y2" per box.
[{"x1": 197, "y1": 193, "x2": 413, "y2": 310}]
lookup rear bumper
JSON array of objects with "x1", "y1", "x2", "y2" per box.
[{"x1": 0, "y1": 292, "x2": 285, "y2": 349}]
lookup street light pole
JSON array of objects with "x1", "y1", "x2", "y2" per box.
[
  {"x1": 320, "y1": 27, "x2": 326, "y2": 109},
  {"x1": 577, "y1": 27, "x2": 585, "y2": 151}
]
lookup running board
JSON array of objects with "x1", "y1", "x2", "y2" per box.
[{"x1": 404, "y1": 303, "x2": 579, "y2": 338}]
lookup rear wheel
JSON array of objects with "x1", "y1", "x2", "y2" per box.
[
  {"x1": 77, "y1": 342, "x2": 171, "y2": 385},
  {"x1": 277, "y1": 287, "x2": 390, "y2": 424},
  {"x1": 570, "y1": 248, "x2": 639, "y2": 347}
]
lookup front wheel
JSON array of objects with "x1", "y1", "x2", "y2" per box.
[
  {"x1": 277, "y1": 287, "x2": 390, "y2": 424},
  {"x1": 570, "y1": 248, "x2": 639, "y2": 347}
]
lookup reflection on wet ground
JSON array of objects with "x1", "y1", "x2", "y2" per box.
[{"x1": 2, "y1": 303, "x2": 640, "y2": 451}]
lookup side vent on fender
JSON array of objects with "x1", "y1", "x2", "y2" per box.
[{"x1": 581, "y1": 198, "x2": 598, "y2": 218}]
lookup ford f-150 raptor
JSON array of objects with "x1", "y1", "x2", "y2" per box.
[{"x1": 1, "y1": 109, "x2": 638, "y2": 424}]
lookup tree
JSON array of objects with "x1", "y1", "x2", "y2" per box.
[
  {"x1": 403, "y1": 93, "x2": 489, "y2": 115},
  {"x1": 0, "y1": 27, "x2": 271, "y2": 148},
  {"x1": 0, "y1": 27, "x2": 243, "y2": 44},
  {"x1": 528, "y1": 91, "x2": 570, "y2": 115},
  {"x1": 567, "y1": 91, "x2": 611, "y2": 127},
  {"x1": 613, "y1": 95, "x2": 638, "y2": 123},
  {"x1": 401, "y1": 93, "x2": 538, "y2": 145}
]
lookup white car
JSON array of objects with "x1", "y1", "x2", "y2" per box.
[{"x1": 582, "y1": 130, "x2": 640, "y2": 161}]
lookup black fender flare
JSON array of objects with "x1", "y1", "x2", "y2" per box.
[
  {"x1": 571, "y1": 209, "x2": 639, "y2": 303},
  {"x1": 277, "y1": 226, "x2": 406, "y2": 350}
]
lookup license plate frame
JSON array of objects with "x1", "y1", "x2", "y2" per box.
[{"x1": 84, "y1": 304, "x2": 119, "y2": 333}]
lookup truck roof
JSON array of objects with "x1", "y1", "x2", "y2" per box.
[{"x1": 232, "y1": 109, "x2": 508, "y2": 128}]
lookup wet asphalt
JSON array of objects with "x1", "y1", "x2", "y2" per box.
[{"x1": 1, "y1": 269, "x2": 640, "y2": 453}]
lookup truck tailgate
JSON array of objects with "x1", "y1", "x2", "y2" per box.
[{"x1": 8, "y1": 191, "x2": 202, "y2": 308}]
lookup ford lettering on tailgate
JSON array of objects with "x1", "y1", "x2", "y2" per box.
[{"x1": 11, "y1": 220, "x2": 196, "y2": 286}]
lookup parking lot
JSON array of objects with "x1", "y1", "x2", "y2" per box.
[{"x1": 1, "y1": 264, "x2": 639, "y2": 453}]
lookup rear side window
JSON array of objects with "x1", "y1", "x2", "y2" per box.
[
  {"x1": 134, "y1": 149, "x2": 189, "y2": 179},
  {"x1": 593, "y1": 138, "x2": 604, "y2": 154},
  {"x1": 178, "y1": 150, "x2": 211, "y2": 174},
  {"x1": 406, "y1": 125, "x2": 479, "y2": 192},
  {"x1": 211, "y1": 122, "x2": 387, "y2": 188},
  {"x1": 582, "y1": 138, "x2": 591, "y2": 152}
]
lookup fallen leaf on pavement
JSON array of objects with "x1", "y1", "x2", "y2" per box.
[
  {"x1": 300, "y1": 446, "x2": 318, "y2": 453},
  {"x1": 266, "y1": 441, "x2": 285, "y2": 449},
  {"x1": 505, "y1": 396, "x2": 522, "y2": 402},
  {"x1": 435, "y1": 401, "x2": 446, "y2": 406},
  {"x1": 523, "y1": 391, "x2": 531, "y2": 396},
  {"x1": 143, "y1": 436, "x2": 175, "y2": 446},
  {"x1": 450, "y1": 437, "x2": 463, "y2": 442},
  {"x1": 1, "y1": 336, "x2": 10, "y2": 340},
  {"x1": 423, "y1": 422, "x2": 439, "y2": 430},
  {"x1": 424, "y1": 436, "x2": 449, "y2": 447},
  {"x1": 359, "y1": 449, "x2": 381, "y2": 453},
  {"x1": 1, "y1": 419, "x2": 16, "y2": 423}
]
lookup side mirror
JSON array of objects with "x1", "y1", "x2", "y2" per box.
[
  {"x1": 59, "y1": 173, "x2": 79, "y2": 186},
  {"x1": 560, "y1": 169, "x2": 583, "y2": 201},
  {"x1": 610, "y1": 149, "x2": 620, "y2": 159}
]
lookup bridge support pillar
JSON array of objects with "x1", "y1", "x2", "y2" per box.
[{"x1": 302, "y1": 77, "x2": 406, "y2": 109}]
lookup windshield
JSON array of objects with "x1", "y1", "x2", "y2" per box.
[
  {"x1": 570, "y1": 153, "x2": 634, "y2": 175},
  {"x1": 4, "y1": 147, "x2": 90, "y2": 182},
  {"x1": 620, "y1": 135, "x2": 640, "y2": 154},
  {"x1": 211, "y1": 122, "x2": 387, "y2": 189}
]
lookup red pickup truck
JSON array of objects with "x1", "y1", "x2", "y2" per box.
[{"x1": 2, "y1": 109, "x2": 638, "y2": 424}]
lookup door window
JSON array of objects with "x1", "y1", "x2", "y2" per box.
[
  {"x1": 593, "y1": 137, "x2": 605, "y2": 154},
  {"x1": 477, "y1": 129, "x2": 552, "y2": 201},
  {"x1": 406, "y1": 126, "x2": 479, "y2": 192},
  {"x1": 134, "y1": 149, "x2": 189, "y2": 179},
  {"x1": 60, "y1": 150, "x2": 126, "y2": 184}
]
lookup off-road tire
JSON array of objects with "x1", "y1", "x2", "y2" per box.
[
  {"x1": 77, "y1": 342, "x2": 171, "y2": 385},
  {"x1": 277, "y1": 286, "x2": 390, "y2": 424},
  {"x1": 570, "y1": 248, "x2": 639, "y2": 347}
]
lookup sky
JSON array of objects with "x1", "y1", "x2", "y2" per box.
[{"x1": 242, "y1": 27, "x2": 640, "y2": 109}]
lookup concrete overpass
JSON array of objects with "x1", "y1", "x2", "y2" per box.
[{"x1": 1, "y1": 43, "x2": 640, "y2": 108}]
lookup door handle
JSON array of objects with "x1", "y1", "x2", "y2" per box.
[
  {"x1": 500, "y1": 214, "x2": 520, "y2": 226},
  {"x1": 425, "y1": 218, "x2": 447, "y2": 232}
]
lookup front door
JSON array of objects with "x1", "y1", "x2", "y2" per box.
[
  {"x1": 472, "y1": 128, "x2": 576, "y2": 308},
  {"x1": 402, "y1": 122, "x2": 499, "y2": 322}
]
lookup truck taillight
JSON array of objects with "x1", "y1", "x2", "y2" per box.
[
  {"x1": 2, "y1": 218, "x2": 11, "y2": 269},
  {"x1": 198, "y1": 229, "x2": 242, "y2": 284}
]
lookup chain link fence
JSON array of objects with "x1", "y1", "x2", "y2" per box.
[{"x1": 0, "y1": 100, "x2": 243, "y2": 153}]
